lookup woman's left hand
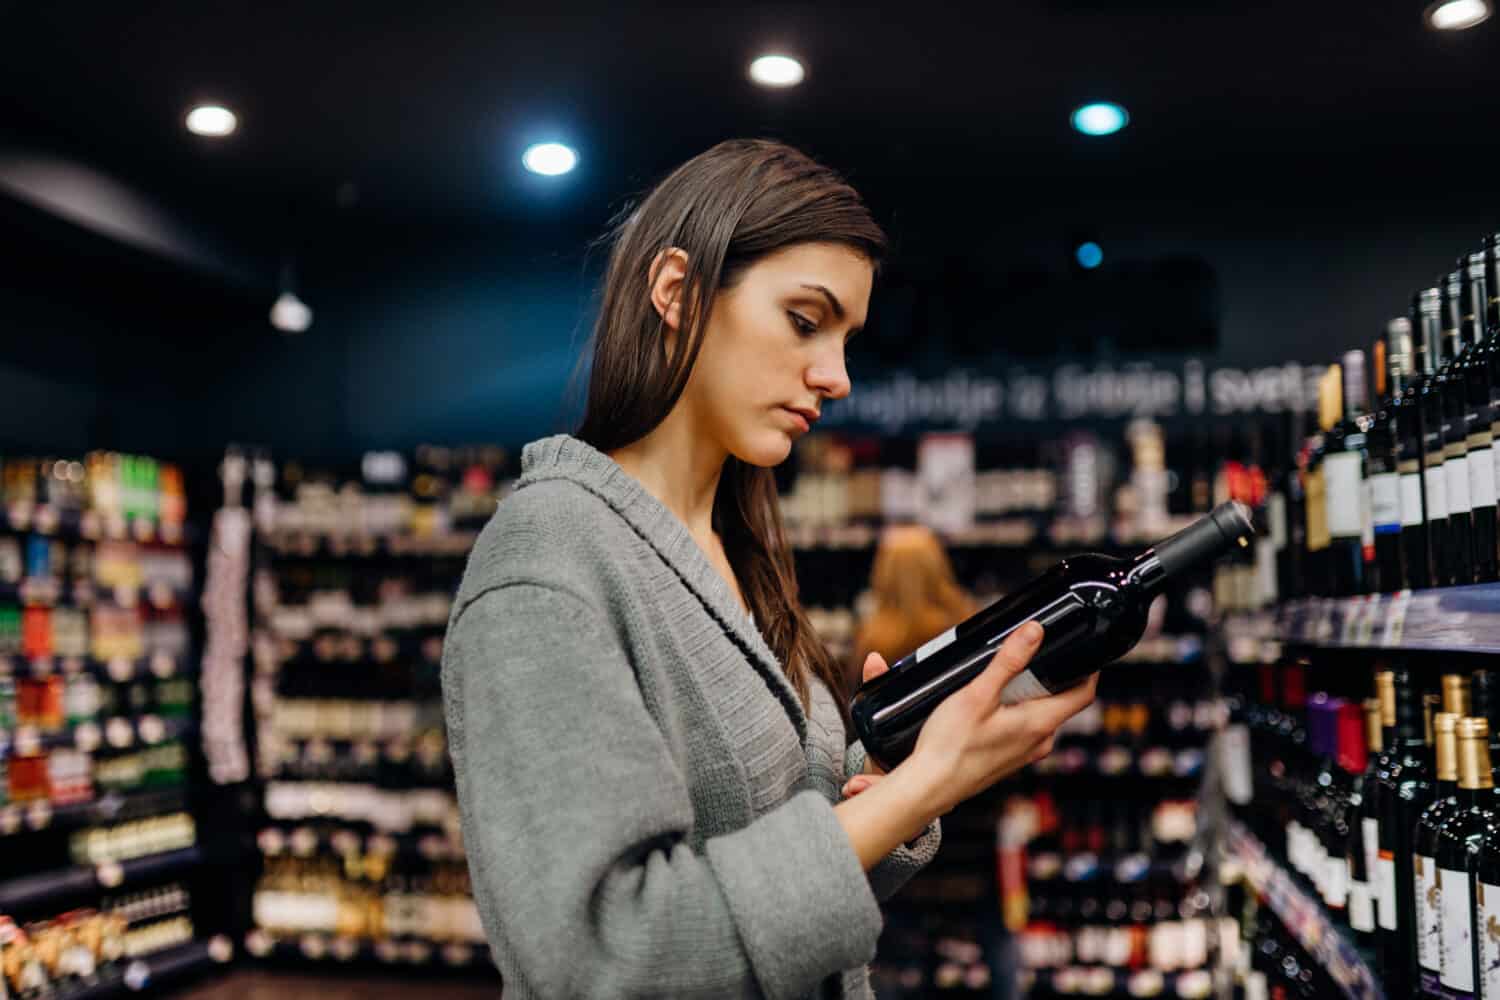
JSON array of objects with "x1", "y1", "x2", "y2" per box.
[{"x1": 858, "y1": 652, "x2": 890, "y2": 776}]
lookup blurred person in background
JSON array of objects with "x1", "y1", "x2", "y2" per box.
[{"x1": 851, "y1": 524, "x2": 977, "y2": 683}]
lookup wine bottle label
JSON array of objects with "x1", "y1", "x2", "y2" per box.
[
  {"x1": 1479, "y1": 881, "x2": 1500, "y2": 999},
  {"x1": 1324, "y1": 852, "x2": 1348, "y2": 908},
  {"x1": 1441, "y1": 866, "x2": 1476, "y2": 992},
  {"x1": 1363, "y1": 819, "x2": 1380, "y2": 890},
  {"x1": 1348, "y1": 867, "x2": 1376, "y2": 932},
  {"x1": 1448, "y1": 456, "x2": 1473, "y2": 515},
  {"x1": 1268, "y1": 492, "x2": 1288, "y2": 549},
  {"x1": 998, "y1": 668, "x2": 1051, "y2": 706},
  {"x1": 916, "y1": 626, "x2": 957, "y2": 662},
  {"x1": 1220, "y1": 724, "x2": 1252, "y2": 805},
  {"x1": 1306, "y1": 470, "x2": 1330, "y2": 551},
  {"x1": 1417, "y1": 854, "x2": 1442, "y2": 972},
  {"x1": 1470, "y1": 446, "x2": 1497, "y2": 509},
  {"x1": 1324, "y1": 453, "x2": 1364, "y2": 538},
  {"x1": 1401, "y1": 472, "x2": 1425, "y2": 527},
  {"x1": 1427, "y1": 466, "x2": 1451, "y2": 522},
  {"x1": 1361, "y1": 478, "x2": 1375, "y2": 556},
  {"x1": 1245, "y1": 970, "x2": 1268, "y2": 1000},
  {"x1": 1378, "y1": 851, "x2": 1398, "y2": 930},
  {"x1": 1371, "y1": 472, "x2": 1403, "y2": 533}
]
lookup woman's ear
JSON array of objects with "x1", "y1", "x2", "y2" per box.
[{"x1": 648, "y1": 248, "x2": 689, "y2": 335}]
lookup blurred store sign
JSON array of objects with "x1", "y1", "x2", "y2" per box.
[{"x1": 825, "y1": 360, "x2": 1322, "y2": 433}]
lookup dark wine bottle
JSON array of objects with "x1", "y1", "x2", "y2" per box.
[
  {"x1": 1461, "y1": 250, "x2": 1499, "y2": 582},
  {"x1": 1325, "y1": 350, "x2": 1371, "y2": 596},
  {"x1": 1472, "y1": 668, "x2": 1500, "y2": 1000},
  {"x1": 1303, "y1": 369, "x2": 1337, "y2": 597},
  {"x1": 1417, "y1": 288, "x2": 1454, "y2": 588},
  {"x1": 1369, "y1": 328, "x2": 1408, "y2": 591},
  {"x1": 1436, "y1": 717, "x2": 1497, "y2": 1000},
  {"x1": 1415, "y1": 710, "x2": 1459, "y2": 998},
  {"x1": 1376, "y1": 668, "x2": 1434, "y2": 1000},
  {"x1": 1346, "y1": 695, "x2": 1382, "y2": 950},
  {"x1": 1442, "y1": 268, "x2": 1476, "y2": 585},
  {"x1": 849, "y1": 501, "x2": 1255, "y2": 770}
]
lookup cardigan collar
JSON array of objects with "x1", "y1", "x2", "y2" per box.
[{"x1": 517, "y1": 434, "x2": 808, "y2": 742}]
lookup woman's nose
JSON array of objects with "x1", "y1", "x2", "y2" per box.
[{"x1": 807, "y1": 353, "x2": 851, "y2": 400}]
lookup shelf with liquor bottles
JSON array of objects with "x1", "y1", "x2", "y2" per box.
[
  {"x1": 0, "y1": 450, "x2": 211, "y2": 975},
  {"x1": 236, "y1": 444, "x2": 511, "y2": 977},
  {"x1": 0, "y1": 887, "x2": 233, "y2": 1000}
]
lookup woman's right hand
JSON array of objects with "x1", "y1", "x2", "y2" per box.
[{"x1": 902, "y1": 620, "x2": 1097, "y2": 817}]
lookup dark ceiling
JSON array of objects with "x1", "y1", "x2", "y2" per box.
[{"x1": 1, "y1": 1, "x2": 1497, "y2": 245}]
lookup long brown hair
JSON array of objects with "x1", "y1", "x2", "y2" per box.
[
  {"x1": 854, "y1": 525, "x2": 977, "y2": 671},
  {"x1": 576, "y1": 139, "x2": 886, "y2": 719}
]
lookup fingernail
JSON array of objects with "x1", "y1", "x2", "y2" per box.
[{"x1": 1022, "y1": 621, "x2": 1043, "y2": 643}]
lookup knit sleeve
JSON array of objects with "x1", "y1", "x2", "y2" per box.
[
  {"x1": 442, "y1": 583, "x2": 883, "y2": 999},
  {"x1": 844, "y1": 741, "x2": 943, "y2": 902}
]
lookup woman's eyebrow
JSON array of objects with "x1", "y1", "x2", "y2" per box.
[{"x1": 798, "y1": 283, "x2": 845, "y2": 320}]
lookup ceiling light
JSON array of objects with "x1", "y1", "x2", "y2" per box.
[
  {"x1": 270, "y1": 292, "x2": 312, "y2": 334},
  {"x1": 185, "y1": 105, "x2": 237, "y2": 137},
  {"x1": 1425, "y1": 0, "x2": 1492, "y2": 29},
  {"x1": 749, "y1": 54, "x2": 805, "y2": 88},
  {"x1": 522, "y1": 142, "x2": 578, "y2": 176},
  {"x1": 1071, "y1": 102, "x2": 1129, "y2": 136},
  {"x1": 1075, "y1": 242, "x2": 1104, "y2": 270}
]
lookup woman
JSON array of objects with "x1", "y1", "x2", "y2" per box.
[
  {"x1": 441, "y1": 139, "x2": 1096, "y2": 998},
  {"x1": 853, "y1": 523, "x2": 978, "y2": 674}
]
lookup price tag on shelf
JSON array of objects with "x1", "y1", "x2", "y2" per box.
[
  {"x1": 245, "y1": 930, "x2": 274, "y2": 958},
  {"x1": 1386, "y1": 590, "x2": 1412, "y2": 646},
  {"x1": 1339, "y1": 597, "x2": 1361, "y2": 644}
]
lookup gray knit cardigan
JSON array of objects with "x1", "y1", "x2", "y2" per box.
[{"x1": 441, "y1": 434, "x2": 941, "y2": 999}]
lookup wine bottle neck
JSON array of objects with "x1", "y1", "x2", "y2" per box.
[{"x1": 1126, "y1": 550, "x2": 1168, "y2": 596}]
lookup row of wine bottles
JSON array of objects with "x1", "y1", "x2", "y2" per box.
[
  {"x1": 1225, "y1": 655, "x2": 1500, "y2": 999},
  {"x1": 1279, "y1": 232, "x2": 1500, "y2": 597}
]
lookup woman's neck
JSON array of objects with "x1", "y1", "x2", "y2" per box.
[{"x1": 607, "y1": 409, "x2": 727, "y2": 541}]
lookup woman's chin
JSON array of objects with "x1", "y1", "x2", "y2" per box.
[{"x1": 733, "y1": 432, "x2": 795, "y2": 468}]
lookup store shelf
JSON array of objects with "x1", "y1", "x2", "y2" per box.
[
  {"x1": 0, "y1": 503, "x2": 187, "y2": 547},
  {"x1": 2, "y1": 650, "x2": 189, "y2": 683},
  {"x1": 0, "y1": 786, "x2": 187, "y2": 838},
  {"x1": 263, "y1": 530, "x2": 478, "y2": 559},
  {"x1": 257, "y1": 822, "x2": 462, "y2": 861},
  {"x1": 1226, "y1": 821, "x2": 1381, "y2": 1000},
  {"x1": 44, "y1": 937, "x2": 232, "y2": 999},
  {"x1": 244, "y1": 930, "x2": 495, "y2": 971},
  {"x1": 1034, "y1": 744, "x2": 1208, "y2": 780},
  {"x1": 1026, "y1": 848, "x2": 1203, "y2": 889},
  {"x1": 0, "y1": 714, "x2": 194, "y2": 760},
  {"x1": 1227, "y1": 584, "x2": 1500, "y2": 656},
  {"x1": 0, "y1": 845, "x2": 201, "y2": 916},
  {"x1": 1020, "y1": 965, "x2": 1217, "y2": 998}
]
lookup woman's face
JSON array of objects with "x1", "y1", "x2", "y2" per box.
[{"x1": 679, "y1": 241, "x2": 872, "y2": 467}]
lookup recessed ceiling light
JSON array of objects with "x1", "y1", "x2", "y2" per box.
[
  {"x1": 1071, "y1": 102, "x2": 1129, "y2": 137},
  {"x1": 185, "y1": 105, "x2": 237, "y2": 137},
  {"x1": 749, "y1": 54, "x2": 805, "y2": 88},
  {"x1": 1425, "y1": 0, "x2": 1492, "y2": 29},
  {"x1": 522, "y1": 142, "x2": 578, "y2": 176}
]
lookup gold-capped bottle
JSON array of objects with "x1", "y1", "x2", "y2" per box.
[
  {"x1": 1435, "y1": 718, "x2": 1496, "y2": 1000},
  {"x1": 1415, "y1": 712, "x2": 1460, "y2": 996}
]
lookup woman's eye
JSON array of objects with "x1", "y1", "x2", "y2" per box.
[{"x1": 788, "y1": 312, "x2": 817, "y2": 335}]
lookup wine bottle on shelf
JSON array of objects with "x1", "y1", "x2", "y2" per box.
[
  {"x1": 849, "y1": 502, "x2": 1255, "y2": 770},
  {"x1": 1346, "y1": 695, "x2": 1383, "y2": 951},
  {"x1": 1276, "y1": 407, "x2": 1308, "y2": 601},
  {"x1": 1302, "y1": 369, "x2": 1336, "y2": 597},
  {"x1": 1319, "y1": 698, "x2": 1366, "y2": 919},
  {"x1": 1484, "y1": 236, "x2": 1500, "y2": 524},
  {"x1": 1442, "y1": 267, "x2": 1477, "y2": 585},
  {"x1": 1415, "y1": 710, "x2": 1460, "y2": 998},
  {"x1": 1472, "y1": 667, "x2": 1500, "y2": 1000},
  {"x1": 1325, "y1": 350, "x2": 1371, "y2": 596},
  {"x1": 1376, "y1": 668, "x2": 1434, "y2": 1000},
  {"x1": 1369, "y1": 330, "x2": 1407, "y2": 591},
  {"x1": 1436, "y1": 717, "x2": 1497, "y2": 1000},
  {"x1": 1461, "y1": 249, "x2": 1499, "y2": 583},
  {"x1": 1418, "y1": 287, "x2": 1455, "y2": 588}
]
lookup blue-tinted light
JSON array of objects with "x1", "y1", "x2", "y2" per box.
[
  {"x1": 523, "y1": 143, "x2": 578, "y2": 176},
  {"x1": 1071, "y1": 102, "x2": 1129, "y2": 137},
  {"x1": 1075, "y1": 242, "x2": 1104, "y2": 269}
]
